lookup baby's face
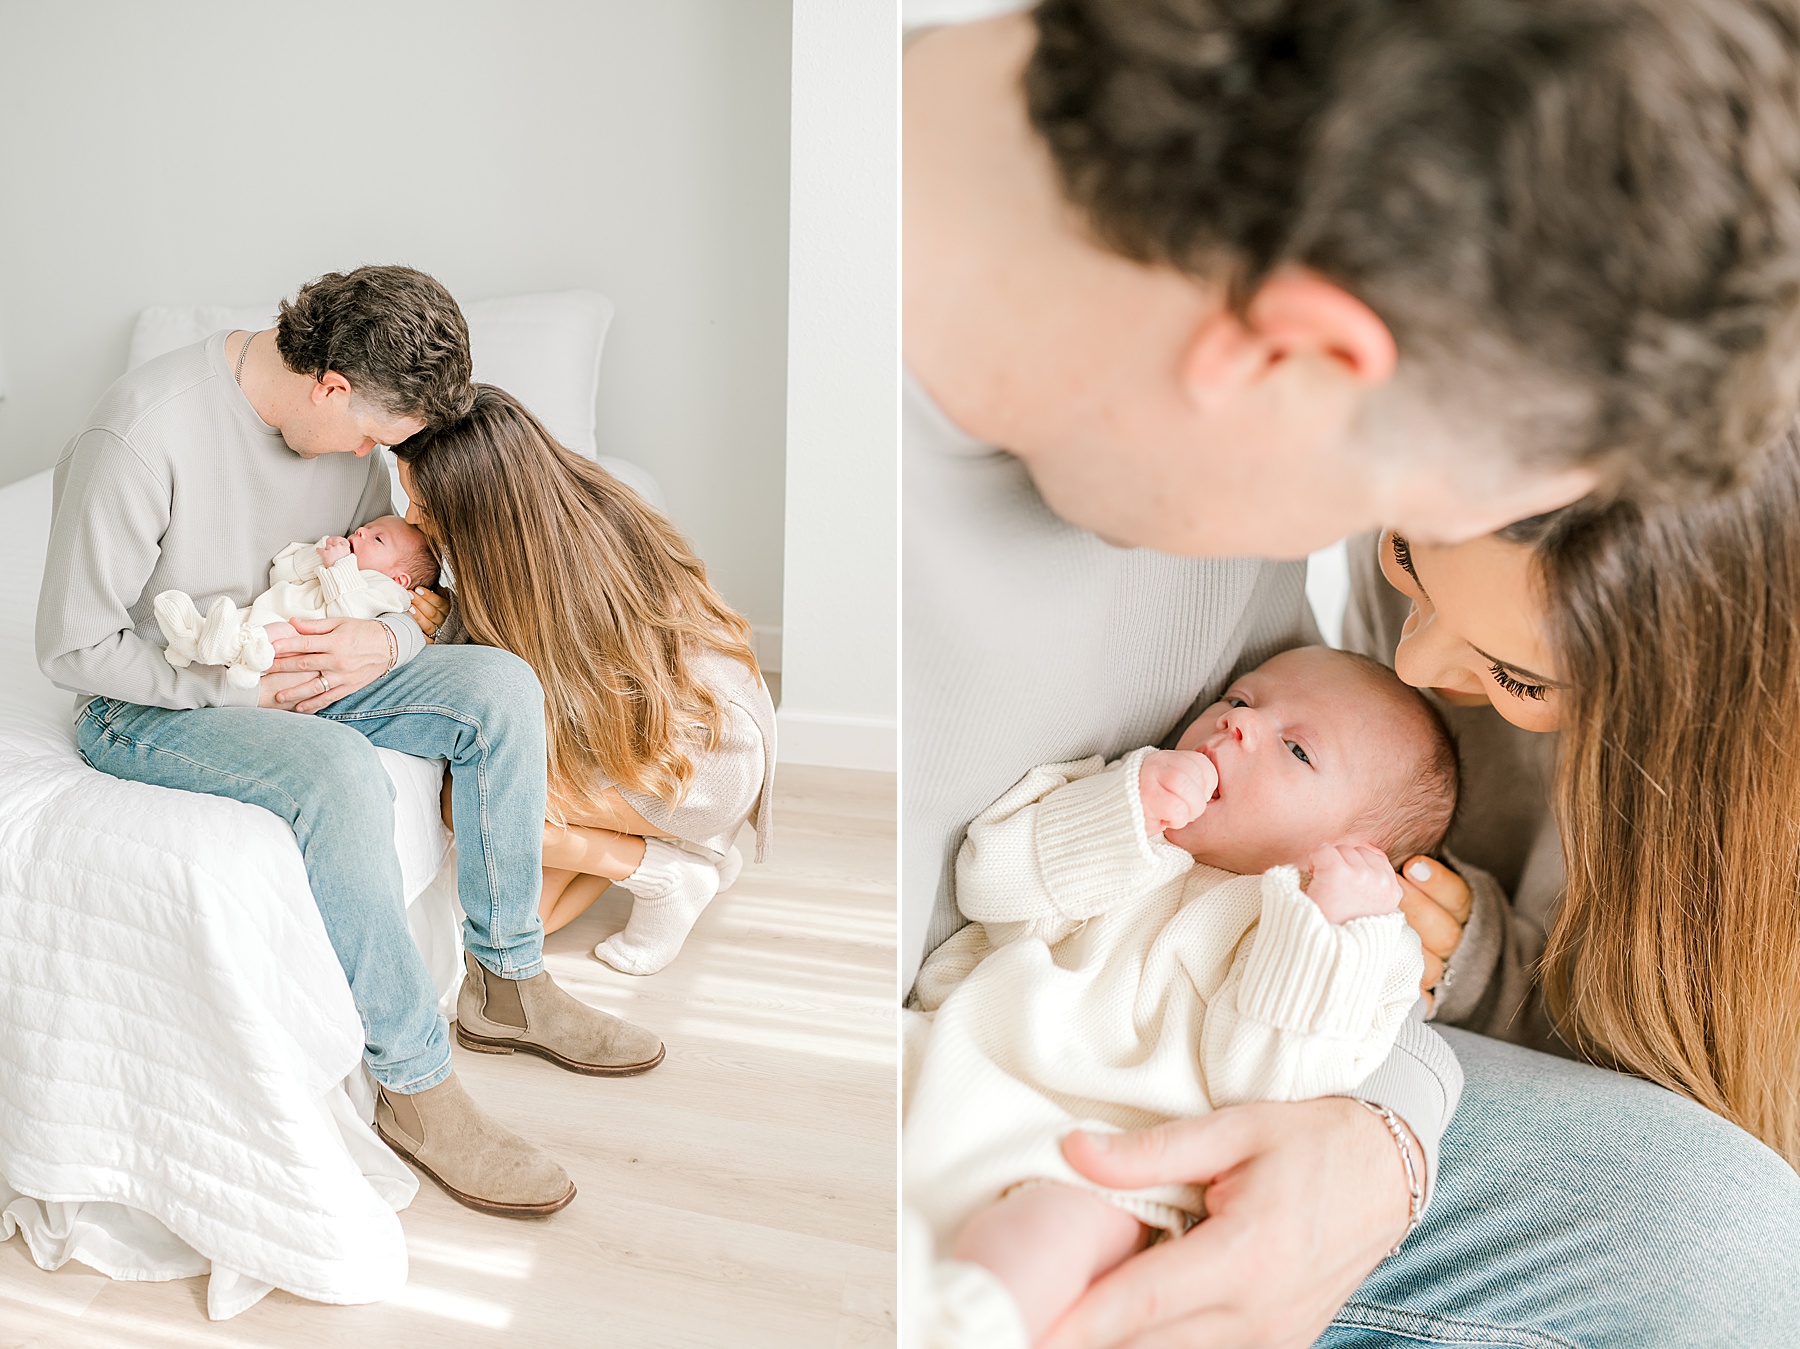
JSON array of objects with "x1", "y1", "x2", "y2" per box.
[
  {"x1": 349, "y1": 516, "x2": 426, "y2": 584},
  {"x1": 1165, "y1": 646, "x2": 1418, "y2": 874}
]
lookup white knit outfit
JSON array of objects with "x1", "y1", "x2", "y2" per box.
[
  {"x1": 154, "y1": 540, "x2": 414, "y2": 688},
  {"x1": 903, "y1": 748, "x2": 1424, "y2": 1347}
]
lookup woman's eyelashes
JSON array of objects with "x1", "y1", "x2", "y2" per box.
[
  {"x1": 1488, "y1": 661, "x2": 1549, "y2": 702},
  {"x1": 1390, "y1": 531, "x2": 1418, "y2": 583}
]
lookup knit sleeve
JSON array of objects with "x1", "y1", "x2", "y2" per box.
[
  {"x1": 36, "y1": 430, "x2": 257, "y2": 710},
  {"x1": 1201, "y1": 868, "x2": 1426, "y2": 1107},
  {"x1": 954, "y1": 748, "x2": 1193, "y2": 940},
  {"x1": 268, "y1": 542, "x2": 324, "y2": 585}
]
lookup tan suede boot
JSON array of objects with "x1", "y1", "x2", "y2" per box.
[
  {"x1": 374, "y1": 1072, "x2": 575, "y2": 1217},
  {"x1": 455, "y1": 951, "x2": 666, "y2": 1075}
]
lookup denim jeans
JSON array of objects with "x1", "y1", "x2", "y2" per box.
[
  {"x1": 1319, "y1": 1027, "x2": 1800, "y2": 1348},
  {"x1": 75, "y1": 644, "x2": 548, "y2": 1094}
]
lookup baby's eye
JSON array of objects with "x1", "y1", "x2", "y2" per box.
[
  {"x1": 1287, "y1": 741, "x2": 1312, "y2": 767},
  {"x1": 1225, "y1": 696, "x2": 1247, "y2": 708}
]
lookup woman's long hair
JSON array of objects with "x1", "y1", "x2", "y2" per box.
[
  {"x1": 1508, "y1": 427, "x2": 1800, "y2": 1166},
  {"x1": 394, "y1": 386, "x2": 758, "y2": 816}
]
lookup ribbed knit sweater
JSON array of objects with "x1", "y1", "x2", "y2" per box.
[
  {"x1": 902, "y1": 372, "x2": 1464, "y2": 1177},
  {"x1": 904, "y1": 748, "x2": 1425, "y2": 1245}
]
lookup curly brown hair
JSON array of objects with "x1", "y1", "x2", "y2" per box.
[
  {"x1": 276, "y1": 266, "x2": 475, "y2": 430},
  {"x1": 1025, "y1": 0, "x2": 1800, "y2": 499}
]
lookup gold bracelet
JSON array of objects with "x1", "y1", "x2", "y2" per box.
[
  {"x1": 1354, "y1": 1098, "x2": 1425, "y2": 1256},
  {"x1": 381, "y1": 620, "x2": 398, "y2": 673}
]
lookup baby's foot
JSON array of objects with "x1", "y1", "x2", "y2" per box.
[
  {"x1": 593, "y1": 840, "x2": 722, "y2": 975},
  {"x1": 238, "y1": 625, "x2": 276, "y2": 675}
]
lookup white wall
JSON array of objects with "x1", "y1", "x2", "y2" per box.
[
  {"x1": 0, "y1": 0, "x2": 791, "y2": 628},
  {"x1": 777, "y1": 1, "x2": 898, "y2": 771}
]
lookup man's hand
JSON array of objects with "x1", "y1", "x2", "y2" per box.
[
  {"x1": 260, "y1": 616, "x2": 393, "y2": 713},
  {"x1": 1138, "y1": 749, "x2": 1218, "y2": 837},
  {"x1": 1396, "y1": 856, "x2": 1472, "y2": 1002},
  {"x1": 1044, "y1": 1098, "x2": 1419, "y2": 1349},
  {"x1": 1305, "y1": 843, "x2": 1403, "y2": 924}
]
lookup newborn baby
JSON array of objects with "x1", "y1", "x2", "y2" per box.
[
  {"x1": 903, "y1": 645, "x2": 1458, "y2": 1349},
  {"x1": 156, "y1": 515, "x2": 437, "y2": 689}
]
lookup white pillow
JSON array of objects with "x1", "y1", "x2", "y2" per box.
[{"x1": 126, "y1": 289, "x2": 663, "y2": 510}]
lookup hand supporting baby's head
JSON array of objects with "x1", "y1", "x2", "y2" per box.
[
  {"x1": 330, "y1": 516, "x2": 440, "y2": 591},
  {"x1": 1141, "y1": 646, "x2": 1458, "y2": 913}
]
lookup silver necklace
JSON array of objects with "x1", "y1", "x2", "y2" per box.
[{"x1": 234, "y1": 330, "x2": 259, "y2": 387}]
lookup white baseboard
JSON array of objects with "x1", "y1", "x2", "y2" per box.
[
  {"x1": 776, "y1": 708, "x2": 895, "y2": 772},
  {"x1": 752, "y1": 624, "x2": 782, "y2": 673}
]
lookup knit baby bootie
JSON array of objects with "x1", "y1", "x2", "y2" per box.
[{"x1": 592, "y1": 839, "x2": 722, "y2": 976}]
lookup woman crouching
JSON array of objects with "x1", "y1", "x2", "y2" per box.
[{"x1": 394, "y1": 386, "x2": 774, "y2": 975}]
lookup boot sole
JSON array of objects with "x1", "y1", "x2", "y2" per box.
[
  {"x1": 454, "y1": 1024, "x2": 667, "y2": 1076},
  {"x1": 374, "y1": 1124, "x2": 576, "y2": 1218}
]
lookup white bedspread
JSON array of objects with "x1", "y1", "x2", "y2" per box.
[{"x1": 0, "y1": 468, "x2": 466, "y2": 1318}]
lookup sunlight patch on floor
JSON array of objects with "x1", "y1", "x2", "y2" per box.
[
  {"x1": 407, "y1": 1232, "x2": 535, "y2": 1280},
  {"x1": 386, "y1": 1279, "x2": 514, "y2": 1328}
]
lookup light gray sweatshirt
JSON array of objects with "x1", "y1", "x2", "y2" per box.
[
  {"x1": 37, "y1": 332, "x2": 423, "y2": 711},
  {"x1": 901, "y1": 373, "x2": 1463, "y2": 1183}
]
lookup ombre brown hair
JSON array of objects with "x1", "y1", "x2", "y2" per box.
[
  {"x1": 393, "y1": 386, "x2": 759, "y2": 816},
  {"x1": 1508, "y1": 426, "x2": 1800, "y2": 1166}
]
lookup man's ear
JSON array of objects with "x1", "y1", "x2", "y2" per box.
[
  {"x1": 311, "y1": 370, "x2": 355, "y2": 406},
  {"x1": 1182, "y1": 265, "x2": 1397, "y2": 394}
]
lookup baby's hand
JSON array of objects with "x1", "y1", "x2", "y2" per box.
[
  {"x1": 1137, "y1": 749, "x2": 1218, "y2": 837},
  {"x1": 317, "y1": 537, "x2": 352, "y2": 566},
  {"x1": 1304, "y1": 843, "x2": 1403, "y2": 924}
]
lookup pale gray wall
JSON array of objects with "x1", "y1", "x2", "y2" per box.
[
  {"x1": 778, "y1": 0, "x2": 897, "y2": 768},
  {"x1": 0, "y1": 0, "x2": 791, "y2": 627}
]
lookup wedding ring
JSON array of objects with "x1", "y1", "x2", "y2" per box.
[{"x1": 319, "y1": 673, "x2": 331, "y2": 693}]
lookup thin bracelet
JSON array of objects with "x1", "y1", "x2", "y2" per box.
[
  {"x1": 1354, "y1": 1098, "x2": 1424, "y2": 1255},
  {"x1": 380, "y1": 620, "x2": 398, "y2": 673}
]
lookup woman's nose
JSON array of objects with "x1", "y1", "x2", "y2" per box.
[{"x1": 1394, "y1": 609, "x2": 1485, "y2": 696}]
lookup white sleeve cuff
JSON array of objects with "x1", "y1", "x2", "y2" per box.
[
  {"x1": 1234, "y1": 871, "x2": 1422, "y2": 1037},
  {"x1": 1033, "y1": 746, "x2": 1191, "y2": 918}
]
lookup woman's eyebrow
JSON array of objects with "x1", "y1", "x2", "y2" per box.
[{"x1": 1471, "y1": 644, "x2": 1564, "y2": 688}]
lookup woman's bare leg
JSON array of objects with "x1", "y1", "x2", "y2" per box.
[
  {"x1": 540, "y1": 869, "x2": 613, "y2": 934},
  {"x1": 543, "y1": 821, "x2": 647, "y2": 880}
]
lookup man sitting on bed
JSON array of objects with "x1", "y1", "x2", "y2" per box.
[{"x1": 36, "y1": 264, "x2": 662, "y2": 1219}]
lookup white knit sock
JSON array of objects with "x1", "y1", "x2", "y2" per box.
[
  {"x1": 717, "y1": 844, "x2": 744, "y2": 894},
  {"x1": 593, "y1": 839, "x2": 721, "y2": 976}
]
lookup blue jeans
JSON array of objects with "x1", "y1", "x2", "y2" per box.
[
  {"x1": 1319, "y1": 1028, "x2": 1800, "y2": 1348},
  {"x1": 76, "y1": 645, "x2": 548, "y2": 1094}
]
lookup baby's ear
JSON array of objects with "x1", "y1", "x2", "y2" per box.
[{"x1": 392, "y1": 569, "x2": 413, "y2": 590}]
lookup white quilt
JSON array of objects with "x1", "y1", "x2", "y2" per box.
[{"x1": 0, "y1": 468, "x2": 469, "y2": 1319}]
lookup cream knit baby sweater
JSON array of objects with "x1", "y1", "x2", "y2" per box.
[
  {"x1": 904, "y1": 746, "x2": 1425, "y2": 1248},
  {"x1": 155, "y1": 541, "x2": 414, "y2": 689}
]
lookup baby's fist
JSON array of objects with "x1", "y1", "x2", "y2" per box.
[
  {"x1": 1305, "y1": 844, "x2": 1403, "y2": 924},
  {"x1": 1138, "y1": 750, "x2": 1218, "y2": 837},
  {"x1": 317, "y1": 537, "x2": 352, "y2": 566}
]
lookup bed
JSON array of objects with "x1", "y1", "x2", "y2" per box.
[{"x1": 0, "y1": 291, "x2": 659, "y2": 1318}]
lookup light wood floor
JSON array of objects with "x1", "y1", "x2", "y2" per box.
[{"x1": 0, "y1": 764, "x2": 897, "y2": 1349}]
